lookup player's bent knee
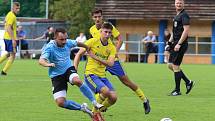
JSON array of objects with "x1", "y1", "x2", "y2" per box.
[
  {"x1": 110, "y1": 93, "x2": 117, "y2": 103},
  {"x1": 55, "y1": 97, "x2": 66, "y2": 107}
]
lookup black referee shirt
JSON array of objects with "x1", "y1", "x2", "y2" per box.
[{"x1": 172, "y1": 9, "x2": 190, "y2": 43}]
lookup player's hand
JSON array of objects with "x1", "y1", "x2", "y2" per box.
[
  {"x1": 12, "y1": 40, "x2": 17, "y2": 53},
  {"x1": 48, "y1": 63, "x2": 55, "y2": 67},
  {"x1": 174, "y1": 44, "x2": 181, "y2": 51}
]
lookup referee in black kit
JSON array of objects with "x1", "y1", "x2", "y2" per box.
[{"x1": 166, "y1": 0, "x2": 195, "y2": 96}]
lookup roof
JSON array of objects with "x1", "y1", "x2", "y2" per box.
[{"x1": 95, "y1": 0, "x2": 215, "y2": 20}]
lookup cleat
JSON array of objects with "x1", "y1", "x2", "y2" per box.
[
  {"x1": 186, "y1": 81, "x2": 195, "y2": 94},
  {"x1": 81, "y1": 103, "x2": 93, "y2": 118},
  {"x1": 1, "y1": 71, "x2": 7, "y2": 76},
  {"x1": 94, "y1": 102, "x2": 105, "y2": 110},
  {"x1": 143, "y1": 99, "x2": 151, "y2": 114},
  {"x1": 92, "y1": 112, "x2": 105, "y2": 121},
  {"x1": 168, "y1": 90, "x2": 181, "y2": 96}
]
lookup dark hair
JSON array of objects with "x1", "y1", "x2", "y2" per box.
[
  {"x1": 13, "y1": 2, "x2": 20, "y2": 7},
  {"x1": 91, "y1": 8, "x2": 102, "y2": 16},
  {"x1": 101, "y1": 22, "x2": 113, "y2": 30},
  {"x1": 55, "y1": 28, "x2": 66, "y2": 36}
]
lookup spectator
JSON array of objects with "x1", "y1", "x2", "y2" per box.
[
  {"x1": 35, "y1": 26, "x2": 55, "y2": 43},
  {"x1": 164, "y1": 29, "x2": 171, "y2": 63},
  {"x1": 141, "y1": 31, "x2": 158, "y2": 63},
  {"x1": 76, "y1": 32, "x2": 86, "y2": 43},
  {"x1": 17, "y1": 25, "x2": 29, "y2": 58},
  {"x1": 71, "y1": 32, "x2": 87, "y2": 60}
]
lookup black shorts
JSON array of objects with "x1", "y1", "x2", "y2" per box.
[
  {"x1": 51, "y1": 66, "x2": 77, "y2": 94},
  {"x1": 169, "y1": 42, "x2": 188, "y2": 65}
]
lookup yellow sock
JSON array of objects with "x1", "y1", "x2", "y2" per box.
[
  {"x1": 102, "y1": 98, "x2": 113, "y2": 109},
  {"x1": 135, "y1": 87, "x2": 146, "y2": 101},
  {"x1": 0, "y1": 54, "x2": 8, "y2": 64},
  {"x1": 3, "y1": 59, "x2": 14, "y2": 73},
  {"x1": 93, "y1": 94, "x2": 105, "y2": 113}
]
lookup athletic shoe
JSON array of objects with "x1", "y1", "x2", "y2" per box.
[
  {"x1": 92, "y1": 112, "x2": 105, "y2": 121},
  {"x1": 81, "y1": 103, "x2": 93, "y2": 118},
  {"x1": 186, "y1": 81, "x2": 195, "y2": 94},
  {"x1": 1, "y1": 71, "x2": 7, "y2": 76},
  {"x1": 143, "y1": 99, "x2": 151, "y2": 114},
  {"x1": 168, "y1": 90, "x2": 181, "y2": 96},
  {"x1": 94, "y1": 102, "x2": 105, "y2": 111}
]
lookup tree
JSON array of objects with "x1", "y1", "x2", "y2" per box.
[{"x1": 49, "y1": 0, "x2": 96, "y2": 38}]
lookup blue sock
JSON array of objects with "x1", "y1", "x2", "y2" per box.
[
  {"x1": 80, "y1": 83, "x2": 95, "y2": 102},
  {"x1": 63, "y1": 100, "x2": 81, "y2": 110}
]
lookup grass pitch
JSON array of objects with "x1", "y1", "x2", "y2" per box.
[{"x1": 0, "y1": 60, "x2": 215, "y2": 121}]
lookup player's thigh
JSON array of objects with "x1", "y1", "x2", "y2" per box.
[
  {"x1": 84, "y1": 74, "x2": 106, "y2": 93},
  {"x1": 51, "y1": 75, "x2": 68, "y2": 100},
  {"x1": 106, "y1": 61, "x2": 125, "y2": 77}
]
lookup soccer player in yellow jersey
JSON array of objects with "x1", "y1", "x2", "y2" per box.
[
  {"x1": 89, "y1": 9, "x2": 150, "y2": 114},
  {"x1": 74, "y1": 22, "x2": 117, "y2": 121},
  {"x1": 0, "y1": 2, "x2": 20, "y2": 75}
]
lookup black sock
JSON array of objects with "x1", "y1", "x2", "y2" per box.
[
  {"x1": 174, "y1": 72, "x2": 182, "y2": 92},
  {"x1": 180, "y1": 70, "x2": 190, "y2": 84}
]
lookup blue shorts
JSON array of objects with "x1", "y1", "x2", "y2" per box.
[
  {"x1": 84, "y1": 74, "x2": 114, "y2": 93},
  {"x1": 4, "y1": 39, "x2": 18, "y2": 52},
  {"x1": 106, "y1": 60, "x2": 125, "y2": 77}
]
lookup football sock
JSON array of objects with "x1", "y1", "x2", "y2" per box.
[
  {"x1": 92, "y1": 94, "x2": 105, "y2": 113},
  {"x1": 102, "y1": 98, "x2": 113, "y2": 109},
  {"x1": 79, "y1": 83, "x2": 95, "y2": 102},
  {"x1": 0, "y1": 54, "x2": 8, "y2": 64},
  {"x1": 135, "y1": 88, "x2": 146, "y2": 101},
  {"x1": 63, "y1": 100, "x2": 81, "y2": 110},
  {"x1": 2, "y1": 59, "x2": 13, "y2": 73},
  {"x1": 179, "y1": 70, "x2": 190, "y2": 84},
  {"x1": 174, "y1": 71, "x2": 182, "y2": 92}
]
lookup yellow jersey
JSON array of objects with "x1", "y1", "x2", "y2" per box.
[
  {"x1": 4, "y1": 11, "x2": 17, "y2": 40},
  {"x1": 84, "y1": 38, "x2": 116, "y2": 77},
  {"x1": 89, "y1": 23, "x2": 120, "y2": 44}
]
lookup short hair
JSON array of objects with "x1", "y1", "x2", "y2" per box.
[
  {"x1": 91, "y1": 8, "x2": 102, "y2": 16},
  {"x1": 55, "y1": 28, "x2": 66, "y2": 37},
  {"x1": 13, "y1": 2, "x2": 20, "y2": 7},
  {"x1": 101, "y1": 22, "x2": 113, "y2": 30}
]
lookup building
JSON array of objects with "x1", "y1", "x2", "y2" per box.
[{"x1": 95, "y1": 0, "x2": 215, "y2": 64}]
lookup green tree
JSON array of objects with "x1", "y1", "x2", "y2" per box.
[
  {"x1": 49, "y1": 0, "x2": 96, "y2": 38},
  {"x1": 0, "y1": 0, "x2": 10, "y2": 17}
]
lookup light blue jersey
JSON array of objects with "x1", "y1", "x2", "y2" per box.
[{"x1": 40, "y1": 39, "x2": 77, "y2": 78}]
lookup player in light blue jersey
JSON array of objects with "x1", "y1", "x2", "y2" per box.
[{"x1": 39, "y1": 28, "x2": 103, "y2": 119}]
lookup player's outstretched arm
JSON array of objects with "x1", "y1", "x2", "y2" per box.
[
  {"x1": 38, "y1": 58, "x2": 55, "y2": 67},
  {"x1": 77, "y1": 42, "x2": 90, "y2": 52},
  {"x1": 74, "y1": 47, "x2": 86, "y2": 70}
]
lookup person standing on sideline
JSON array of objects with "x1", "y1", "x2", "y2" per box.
[
  {"x1": 35, "y1": 26, "x2": 55, "y2": 44},
  {"x1": 0, "y1": 2, "x2": 20, "y2": 75},
  {"x1": 17, "y1": 25, "x2": 29, "y2": 58},
  {"x1": 141, "y1": 31, "x2": 158, "y2": 63},
  {"x1": 89, "y1": 9, "x2": 150, "y2": 114},
  {"x1": 166, "y1": 0, "x2": 195, "y2": 96},
  {"x1": 39, "y1": 28, "x2": 103, "y2": 119},
  {"x1": 164, "y1": 29, "x2": 171, "y2": 63}
]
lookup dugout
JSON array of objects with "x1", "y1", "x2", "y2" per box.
[{"x1": 95, "y1": 0, "x2": 215, "y2": 64}]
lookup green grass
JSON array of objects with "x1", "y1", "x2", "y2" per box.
[{"x1": 0, "y1": 60, "x2": 215, "y2": 121}]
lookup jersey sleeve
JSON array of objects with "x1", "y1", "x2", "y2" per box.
[
  {"x1": 109, "y1": 45, "x2": 116, "y2": 57},
  {"x1": 182, "y1": 13, "x2": 190, "y2": 25},
  {"x1": 112, "y1": 25, "x2": 120, "y2": 38},
  {"x1": 67, "y1": 39, "x2": 77, "y2": 48},
  {"x1": 84, "y1": 38, "x2": 94, "y2": 48},
  {"x1": 40, "y1": 46, "x2": 51, "y2": 60}
]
